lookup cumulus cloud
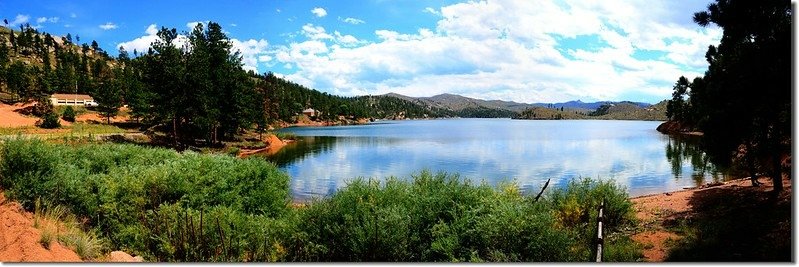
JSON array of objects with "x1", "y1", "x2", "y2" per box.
[
  {"x1": 272, "y1": 0, "x2": 721, "y2": 103},
  {"x1": 231, "y1": 39, "x2": 270, "y2": 72},
  {"x1": 99, "y1": 22, "x2": 118, "y2": 30},
  {"x1": 9, "y1": 14, "x2": 29, "y2": 26},
  {"x1": 311, "y1": 7, "x2": 327, "y2": 17},
  {"x1": 117, "y1": 24, "x2": 169, "y2": 54},
  {"x1": 342, "y1": 17, "x2": 365, "y2": 24},
  {"x1": 301, "y1": 23, "x2": 334, "y2": 40}
]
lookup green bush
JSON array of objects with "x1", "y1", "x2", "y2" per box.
[
  {"x1": 62, "y1": 106, "x2": 76, "y2": 122},
  {"x1": 38, "y1": 112, "x2": 61, "y2": 129},
  {"x1": 288, "y1": 171, "x2": 589, "y2": 262},
  {"x1": 0, "y1": 139, "x2": 291, "y2": 261},
  {"x1": 546, "y1": 178, "x2": 635, "y2": 231}
]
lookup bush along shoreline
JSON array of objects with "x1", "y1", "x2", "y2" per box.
[{"x1": 0, "y1": 139, "x2": 640, "y2": 262}]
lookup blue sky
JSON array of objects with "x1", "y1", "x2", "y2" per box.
[{"x1": 1, "y1": 0, "x2": 721, "y2": 104}]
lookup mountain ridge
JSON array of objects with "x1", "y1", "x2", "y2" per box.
[{"x1": 380, "y1": 92, "x2": 655, "y2": 113}]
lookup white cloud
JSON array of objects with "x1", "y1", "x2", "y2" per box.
[
  {"x1": 311, "y1": 7, "x2": 327, "y2": 17},
  {"x1": 69, "y1": 13, "x2": 77, "y2": 18},
  {"x1": 258, "y1": 55, "x2": 273, "y2": 62},
  {"x1": 230, "y1": 23, "x2": 237, "y2": 27},
  {"x1": 276, "y1": 9, "x2": 281, "y2": 13},
  {"x1": 272, "y1": 0, "x2": 720, "y2": 103},
  {"x1": 343, "y1": 17, "x2": 365, "y2": 24},
  {"x1": 10, "y1": 14, "x2": 29, "y2": 26},
  {"x1": 117, "y1": 24, "x2": 164, "y2": 54},
  {"x1": 36, "y1": 17, "x2": 47, "y2": 23},
  {"x1": 301, "y1": 23, "x2": 333, "y2": 40},
  {"x1": 231, "y1": 39, "x2": 270, "y2": 72},
  {"x1": 99, "y1": 22, "x2": 118, "y2": 30},
  {"x1": 145, "y1": 24, "x2": 158, "y2": 35},
  {"x1": 423, "y1": 7, "x2": 441, "y2": 16},
  {"x1": 186, "y1": 21, "x2": 212, "y2": 30}
]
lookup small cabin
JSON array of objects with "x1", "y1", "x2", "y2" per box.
[
  {"x1": 50, "y1": 94, "x2": 97, "y2": 106},
  {"x1": 302, "y1": 108, "x2": 320, "y2": 117}
]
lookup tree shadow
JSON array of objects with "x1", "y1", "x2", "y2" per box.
[{"x1": 664, "y1": 181, "x2": 791, "y2": 261}]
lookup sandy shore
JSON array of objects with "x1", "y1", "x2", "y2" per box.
[{"x1": 630, "y1": 176, "x2": 791, "y2": 261}]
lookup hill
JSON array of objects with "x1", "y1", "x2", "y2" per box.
[
  {"x1": 513, "y1": 100, "x2": 667, "y2": 121},
  {"x1": 381, "y1": 92, "x2": 662, "y2": 119}
]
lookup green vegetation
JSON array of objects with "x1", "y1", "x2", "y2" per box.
[
  {"x1": 61, "y1": 106, "x2": 76, "y2": 122},
  {"x1": 32, "y1": 198, "x2": 108, "y2": 260},
  {"x1": 0, "y1": 139, "x2": 639, "y2": 262},
  {"x1": 37, "y1": 112, "x2": 61, "y2": 129},
  {"x1": 663, "y1": 0, "x2": 790, "y2": 191}
]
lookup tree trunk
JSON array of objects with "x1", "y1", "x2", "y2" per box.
[
  {"x1": 172, "y1": 117, "x2": 178, "y2": 148},
  {"x1": 771, "y1": 151, "x2": 783, "y2": 192},
  {"x1": 744, "y1": 143, "x2": 761, "y2": 186}
]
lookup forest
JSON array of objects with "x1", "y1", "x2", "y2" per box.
[{"x1": 663, "y1": 0, "x2": 790, "y2": 192}]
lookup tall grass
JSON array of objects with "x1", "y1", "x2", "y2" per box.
[
  {"x1": 0, "y1": 139, "x2": 639, "y2": 262},
  {"x1": 32, "y1": 198, "x2": 108, "y2": 260}
]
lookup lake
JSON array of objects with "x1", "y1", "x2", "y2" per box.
[{"x1": 262, "y1": 118, "x2": 732, "y2": 201}]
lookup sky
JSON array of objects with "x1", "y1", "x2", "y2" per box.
[{"x1": 0, "y1": 0, "x2": 723, "y2": 104}]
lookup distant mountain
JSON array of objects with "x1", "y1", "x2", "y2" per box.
[
  {"x1": 513, "y1": 100, "x2": 668, "y2": 121},
  {"x1": 529, "y1": 100, "x2": 652, "y2": 110},
  {"x1": 381, "y1": 92, "x2": 657, "y2": 118},
  {"x1": 382, "y1": 93, "x2": 535, "y2": 113}
]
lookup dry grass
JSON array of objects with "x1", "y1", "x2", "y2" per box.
[{"x1": 32, "y1": 198, "x2": 107, "y2": 260}]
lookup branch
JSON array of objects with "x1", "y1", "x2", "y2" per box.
[{"x1": 534, "y1": 178, "x2": 551, "y2": 202}]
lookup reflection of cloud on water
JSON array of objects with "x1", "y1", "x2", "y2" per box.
[{"x1": 277, "y1": 120, "x2": 722, "y2": 200}]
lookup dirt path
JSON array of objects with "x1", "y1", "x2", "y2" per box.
[{"x1": 630, "y1": 176, "x2": 791, "y2": 261}]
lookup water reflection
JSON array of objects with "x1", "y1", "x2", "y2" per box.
[
  {"x1": 664, "y1": 135, "x2": 731, "y2": 187},
  {"x1": 258, "y1": 119, "x2": 735, "y2": 200}
]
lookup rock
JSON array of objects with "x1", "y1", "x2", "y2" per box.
[{"x1": 107, "y1": 251, "x2": 142, "y2": 262}]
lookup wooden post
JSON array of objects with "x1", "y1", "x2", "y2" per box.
[{"x1": 595, "y1": 199, "x2": 605, "y2": 262}]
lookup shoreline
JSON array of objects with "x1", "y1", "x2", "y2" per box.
[{"x1": 630, "y1": 175, "x2": 791, "y2": 261}]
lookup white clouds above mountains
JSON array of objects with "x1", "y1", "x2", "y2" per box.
[
  {"x1": 271, "y1": 0, "x2": 720, "y2": 103},
  {"x1": 113, "y1": 0, "x2": 720, "y2": 103}
]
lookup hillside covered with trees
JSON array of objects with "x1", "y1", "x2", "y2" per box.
[{"x1": 513, "y1": 101, "x2": 667, "y2": 121}]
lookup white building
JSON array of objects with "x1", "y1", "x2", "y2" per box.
[
  {"x1": 302, "y1": 108, "x2": 320, "y2": 117},
  {"x1": 50, "y1": 94, "x2": 98, "y2": 106}
]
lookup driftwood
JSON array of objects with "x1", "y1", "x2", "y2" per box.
[{"x1": 533, "y1": 178, "x2": 551, "y2": 202}]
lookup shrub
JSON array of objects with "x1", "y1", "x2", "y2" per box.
[
  {"x1": 0, "y1": 139, "x2": 291, "y2": 261},
  {"x1": 62, "y1": 106, "x2": 76, "y2": 122},
  {"x1": 32, "y1": 96, "x2": 54, "y2": 117},
  {"x1": 289, "y1": 171, "x2": 586, "y2": 262},
  {"x1": 38, "y1": 112, "x2": 61, "y2": 129}
]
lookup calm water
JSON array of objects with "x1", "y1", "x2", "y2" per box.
[{"x1": 263, "y1": 118, "x2": 731, "y2": 201}]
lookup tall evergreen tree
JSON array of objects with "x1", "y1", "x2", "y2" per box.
[{"x1": 673, "y1": 0, "x2": 791, "y2": 190}]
